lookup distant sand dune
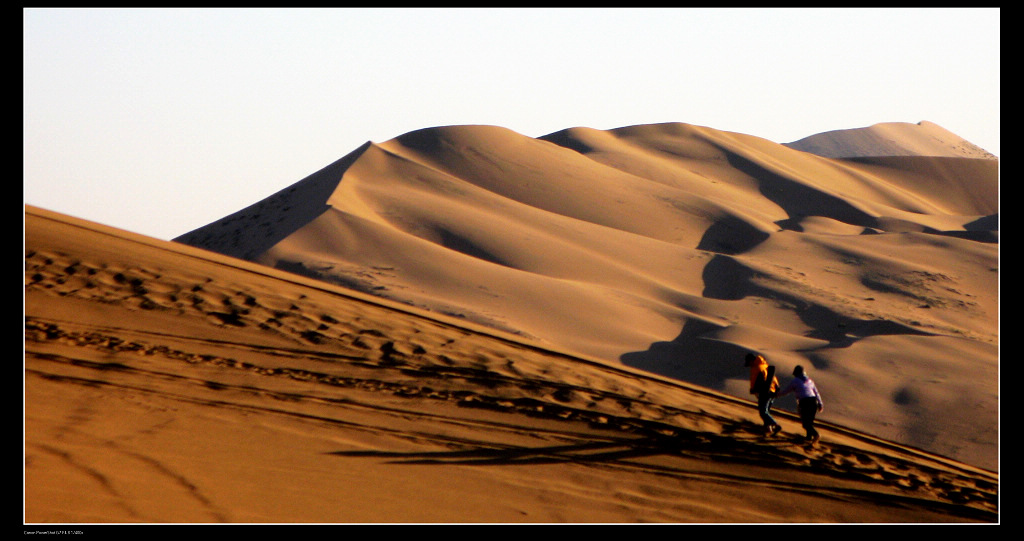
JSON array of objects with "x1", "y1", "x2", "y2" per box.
[{"x1": 783, "y1": 120, "x2": 998, "y2": 160}]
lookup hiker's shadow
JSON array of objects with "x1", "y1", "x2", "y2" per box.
[
  {"x1": 327, "y1": 423, "x2": 791, "y2": 468},
  {"x1": 327, "y1": 437, "x2": 681, "y2": 466}
]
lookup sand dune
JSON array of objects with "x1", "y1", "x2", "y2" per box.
[
  {"x1": 26, "y1": 120, "x2": 998, "y2": 523},
  {"x1": 783, "y1": 121, "x2": 998, "y2": 160},
  {"x1": 25, "y1": 205, "x2": 997, "y2": 522},
  {"x1": 175, "y1": 121, "x2": 998, "y2": 474}
]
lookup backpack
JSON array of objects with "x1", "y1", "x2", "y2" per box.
[{"x1": 755, "y1": 365, "x2": 776, "y2": 396}]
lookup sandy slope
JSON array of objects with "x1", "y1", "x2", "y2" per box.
[
  {"x1": 24, "y1": 206, "x2": 998, "y2": 523},
  {"x1": 783, "y1": 121, "x2": 998, "y2": 160},
  {"x1": 174, "y1": 121, "x2": 998, "y2": 473}
]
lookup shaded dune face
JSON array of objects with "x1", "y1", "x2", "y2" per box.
[{"x1": 174, "y1": 121, "x2": 997, "y2": 470}]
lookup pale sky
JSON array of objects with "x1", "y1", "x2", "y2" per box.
[{"x1": 24, "y1": 7, "x2": 1000, "y2": 241}]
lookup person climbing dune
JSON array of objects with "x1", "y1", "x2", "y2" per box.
[
  {"x1": 778, "y1": 364, "x2": 824, "y2": 443},
  {"x1": 745, "y1": 352, "x2": 781, "y2": 436}
]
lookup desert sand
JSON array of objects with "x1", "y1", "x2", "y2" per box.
[{"x1": 25, "y1": 121, "x2": 997, "y2": 523}]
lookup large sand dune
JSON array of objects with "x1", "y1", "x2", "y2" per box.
[
  {"x1": 25, "y1": 120, "x2": 998, "y2": 523},
  {"x1": 175, "y1": 121, "x2": 998, "y2": 473},
  {"x1": 25, "y1": 205, "x2": 997, "y2": 523}
]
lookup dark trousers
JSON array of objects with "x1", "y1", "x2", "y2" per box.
[
  {"x1": 798, "y1": 397, "x2": 820, "y2": 438},
  {"x1": 757, "y1": 392, "x2": 778, "y2": 429}
]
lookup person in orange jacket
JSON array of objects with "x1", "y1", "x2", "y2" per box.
[{"x1": 745, "y1": 352, "x2": 782, "y2": 435}]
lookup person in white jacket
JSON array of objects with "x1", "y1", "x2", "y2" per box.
[{"x1": 777, "y1": 365, "x2": 824, "y2": 442}]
